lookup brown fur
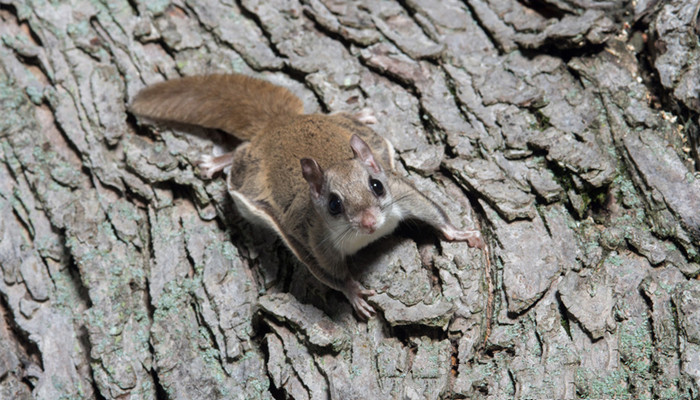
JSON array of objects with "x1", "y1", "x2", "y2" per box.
[{"x1": 130, "y1": 74, "x2": 303, "y2": 140}]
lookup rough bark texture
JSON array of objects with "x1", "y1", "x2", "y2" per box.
[{"x1": 0, "y1": 0, "x2": 699, "y2": 399}]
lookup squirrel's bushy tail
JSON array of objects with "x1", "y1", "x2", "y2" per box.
[{"x1": 130, "y1": 74, "x2": 303, "y2": 140}]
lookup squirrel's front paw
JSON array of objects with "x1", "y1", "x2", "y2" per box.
[
  {"x1": 442, "y1": 225, "x2": 485, "y2": 249},
  {"x1": 344, "y1": 280, "x2": 376, "y2": 320}
]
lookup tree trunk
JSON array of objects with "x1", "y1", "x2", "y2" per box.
[{"x1": 0, "y1": 0, "x2": 698, "y2": 399}]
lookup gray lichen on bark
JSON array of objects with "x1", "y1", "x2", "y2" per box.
[{"x1": 0, "y1": 0, "x2": 699, "y2": 399}]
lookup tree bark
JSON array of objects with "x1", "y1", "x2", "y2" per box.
[{"x1": 0, "y1": 0, "x2": 698, "y2": 399}]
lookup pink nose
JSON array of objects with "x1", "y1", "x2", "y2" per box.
[{"x1": 360, "y1": 211, "x2": 376, "y2": 232}]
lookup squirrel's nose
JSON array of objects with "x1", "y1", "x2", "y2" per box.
[{"x1": 360, "y1": 211, "x2": 376, "y2": 233}]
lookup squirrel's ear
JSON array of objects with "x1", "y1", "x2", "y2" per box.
[
  {"x1": 350, "y1": 134, "x2": 381, "y2": 173},
  {"x1": 300, "y1": 158, "x2": 324, "y2": 198}
]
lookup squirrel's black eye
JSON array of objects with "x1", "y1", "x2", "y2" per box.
[
  {"x1": 328, "y1": 194, "x2": 343, "y2": 215},
  {"x1": 370, "y1": 179, "x2": 384, "y2": 197}
]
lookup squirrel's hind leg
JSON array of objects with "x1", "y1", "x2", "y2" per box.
[{"x1": 198, "y1": 152, "x2": 235, "y2": 179}]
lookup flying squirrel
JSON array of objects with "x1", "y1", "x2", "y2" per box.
[{"x1": 130, "y1": 74, "x2": 484, "y2": 319}]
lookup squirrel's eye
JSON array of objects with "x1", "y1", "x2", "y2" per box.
[
  {"x1": 370, "y1": 179, "x2": 384, "y2": 197},
  {"x1": 328, "y1": 194, "x2": 343, "y2": 215}
]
